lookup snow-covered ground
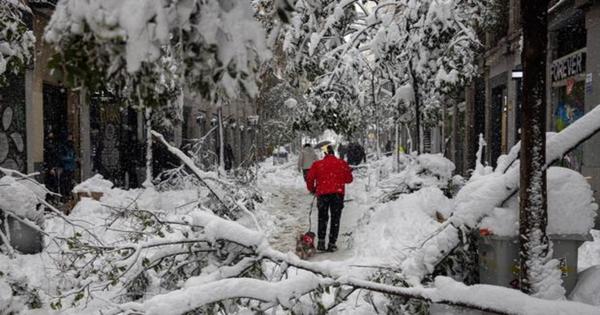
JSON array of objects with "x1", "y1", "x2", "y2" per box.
[
  {"x1": 258, "y1": 157, "x2": 370, "y2": 262},
  {"x1": 2, "y1": 155, "x2": 600, "y2": 314}
]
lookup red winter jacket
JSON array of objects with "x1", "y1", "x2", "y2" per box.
[{"x1": 306, "y1": 155, "x2": 353, "y2": 196}]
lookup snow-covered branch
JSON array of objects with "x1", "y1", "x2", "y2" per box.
[
  {"x1": 402, "y1": 104, "x2": 600, "y2": 285},
  {"x1": 106, "y1": 208, "x2": 600, "y2": 315},
  {"x1": 0, "y1": 1, "x2": 35, "y2": 83},
  {"x1": 45, "y1": 0, "x2": 270, "y2": 102}
]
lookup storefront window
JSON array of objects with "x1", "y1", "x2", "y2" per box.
[{"x1": 553, "y1": 79, "x2": 585, "y2": 171}]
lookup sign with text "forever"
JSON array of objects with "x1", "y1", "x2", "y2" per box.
[{"x1": 552, "y1": 49, "x2": 586, "y2": 82}]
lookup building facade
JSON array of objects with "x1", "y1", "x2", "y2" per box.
[
  {"x1": 1, "y1": 1, "x2": 166, "y2": 189},
  {"x1": 0, "y1": 0, "x2": 82, "y2": 178},
  {"x1": 182, "y1": 95, "x2": 259, "y2": 170},
  {"x1": 463, "y1": 0, "x2": 600, "y2": 203}
]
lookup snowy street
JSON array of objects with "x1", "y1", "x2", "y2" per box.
[
  {"x1": 5, "y1": 0, "x2": 600, "y2": 314},
  {"x1": 1, "y1": 154, "x2": 600, "y2": 314},
  {"x1": 259, "y1": 160, "x2": 361, "y2": 262}
]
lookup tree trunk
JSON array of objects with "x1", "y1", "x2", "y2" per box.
[
  {"x1": 451, "y1": 99, "x2": 459, "y2": 171},
  {"x1": 143, "y1": 107, "x2": 153, "y2": 188},
  {"x1": 442, "y1": 102, "x2": 447, "y2": 155},
  {"x1": 395, "y1": 123, "x2": 400, "y2": 172},
  {"x1": 519, "y1": 0, "x2": 552, "y2": 295},
  {"x1": 371, "y1": 72, "x2": 381, "y2": 159},
  {"x1": 218, "y1": 107, "x2": 225, "y2": 175},
  {"x1": 412, "y1": 72, "x2": 421, "y2": 154}
]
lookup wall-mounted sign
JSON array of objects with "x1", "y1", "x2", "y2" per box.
[
  {"x1": 551, "y1": 49, "x2": 586, "y2": 82},
  {"x1": 586, "y1": 73, "x2": 593, "y2": 94}
]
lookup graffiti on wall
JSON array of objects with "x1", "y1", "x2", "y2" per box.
[
  {"x1": 553, "y1": 79, "x2": 584, "y2": 171},
  {"x1": 90, "y1": 94, "x2": 123, "y2": 183},
  {"x1": 0, "y1": 75, "x2": 26, "y2": 172}
]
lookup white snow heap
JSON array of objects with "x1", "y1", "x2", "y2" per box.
[
  {"x1": 72, "y1": 174, "x2": 114, "y2": 195},
  {"x1": 283, "y1": 98, "x2": 297, "y2": 108},
  {"x1": 570, "y1": 265, "x2": 600, "y2": 306},
  {"x1": 405, "y1": 153, "x2": 456, "y2": 191},
  {"x1": 0, "y1": 175, "x2": 44, "y2": 225},
  {"x1": 402, "y1": 105, "x2": 600, "y2": 286},
  {"x1": 480, "y1": 167, "x2": 598, "y2": 236},
  {"x1": 416, "y1": 153, "x2": 455, "y2": 182},
  {"x1": 354, "y1": 186, "x2": 451, "y2": 265}
]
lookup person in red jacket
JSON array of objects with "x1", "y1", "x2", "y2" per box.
[{"x1": 306, "y1": 145, "x2": 353, "y2": 252}]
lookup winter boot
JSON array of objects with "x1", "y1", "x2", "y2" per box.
[
  {"x1": 317, "y1": 240, "x2": 326, "y2": 251},
  {"x1": 327, "y1": 244, "x2": 338, "y2": 252}
]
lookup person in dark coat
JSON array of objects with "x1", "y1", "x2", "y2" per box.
[
  {"x1": 305, "y1": 145, "x2": 353, "y2": 252},
  {"x1": 224, "y1": 143, "x2": 234, "y2": 171},
  {"x1": 385, "y1": 140, "x2": 393, "y2": 157},
  {"x1": 44, "y1": 132, "x2": 61, "y2": 195},
  {"x1": 346, "y1": 142, "x2": 366, "y2": 166},
  {"x1": 337, "y1": 143, "x2": 347, "y2": 160},
  {"x1": 59, "y1": 135, "x2": 77, "y2": 199}
]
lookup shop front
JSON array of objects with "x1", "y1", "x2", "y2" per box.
[
  {"x1": 89, "y1": 92, "x2": 142, "y2": 188},
  {"x1": 550, "y1": 48, "x2": 586, "y2": 171}
]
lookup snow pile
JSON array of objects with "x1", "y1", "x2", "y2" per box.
[
  {"x1": 69, "y1": 185, "x2": 200, "y2": 217},
  {"x1": 579, "y1": 229, "x2": 600, "y2": 271},
  {"x1": 480, "y1": 167, "x2": 598, "y2": 236},
  {"x1": 137, "y1": 273, "x2": 330, "y2": 315},
  {"x1": 353, "y1": 186, "x2": 450, "y2": 265},
  {"x1": 0, "y1": 253, "x2": 46, "y2": 314},
  {"x1": 0, "y1": 279, "x2": 13, "y2": 312},
  {"x1": 428, "y1": 276, "x2": 600, "y2": 315},
  {"x1": 0, "y1": 175, "x2": 44, "y2": 225},
  {"x1": 570, "y1": 265, "x2": 600, "y2": 306},
  {"x1": 417, "y1": 154, "x2": 456, "y2": 181},
  {"x1": 377, "y1": 153, "x2": 457, "y2": 202},
  {"x1": 72, "y1": 174, "x2": 114, "y2": 194}
]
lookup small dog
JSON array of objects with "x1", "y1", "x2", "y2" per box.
[{"x1": 295, "y1": 231, "x2": 317, "y2": 259}]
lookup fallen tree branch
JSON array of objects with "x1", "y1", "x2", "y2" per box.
[
  {"x1": 151, "y1": 130, "x2": 229, "y2": 211},
  {"x1": 113, "y1": 210, "x2": 600, "y2": 315},
  {"x1": 401, "y1": 104, "x2": 600, "y2": 285}
]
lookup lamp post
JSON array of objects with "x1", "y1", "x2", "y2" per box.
[{"x1": 247, "y1": 115, "x2": 259, "y2": 178}]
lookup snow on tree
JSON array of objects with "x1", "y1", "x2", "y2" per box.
[
  {"x1": 401, "y1": 104, "x2": 600, "y2": 292},
  {"x1": 255, "y1": 72, "x2": 306, "y2": 148},
  {"x1": 278, "y1": 0, "x2": 485, "y2": 147},
  {"x1": 280, "y1": 0, "x2": 358, "y2": 88},
  {"x1": 364, "y1": 0, "x2": 484, "y2": 150},
  {"x1": 44, "y1": 0, "x2": 269, "y2": 103},
  {"x1": 0, "y1": 0, "x2": 35, "y2": 85},
  {"x1": 518, "y1": 0, "x2": 561, "y2": 299}
]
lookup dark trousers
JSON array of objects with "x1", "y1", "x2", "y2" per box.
[
  {"x1": 45, "y1": 171, "x2": 59, "y2": 194},
  {"x1": 303, "y1": 169, "x2": 310, "y2": 182},
  {"x1": 60, "y1": 170, "x2": 74, "y2": 199},
  {"x1": 317, "y1": 193, "x2": 344, "y2": 245}
]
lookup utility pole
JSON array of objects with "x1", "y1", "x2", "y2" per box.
[
  {"x1": 519, "y1": 0, "x2": 551, "y2": 295},
  {"x1": 409, "y1": 61, "x2": 421, "y2": 154}
]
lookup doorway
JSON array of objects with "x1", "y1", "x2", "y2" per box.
[
  {"x1": 42, "y1": 84, "x2": 69, "y2": 193},
  {"x1": 43, "y1": 83, "x2": 68, "y2": 163},
  {"x1": 490, "y1": 85, "x2": 506, "y2": 168}
]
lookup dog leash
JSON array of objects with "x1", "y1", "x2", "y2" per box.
[{"x1": 308, "y1": 195, "x2": 316, "y2": 232}]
